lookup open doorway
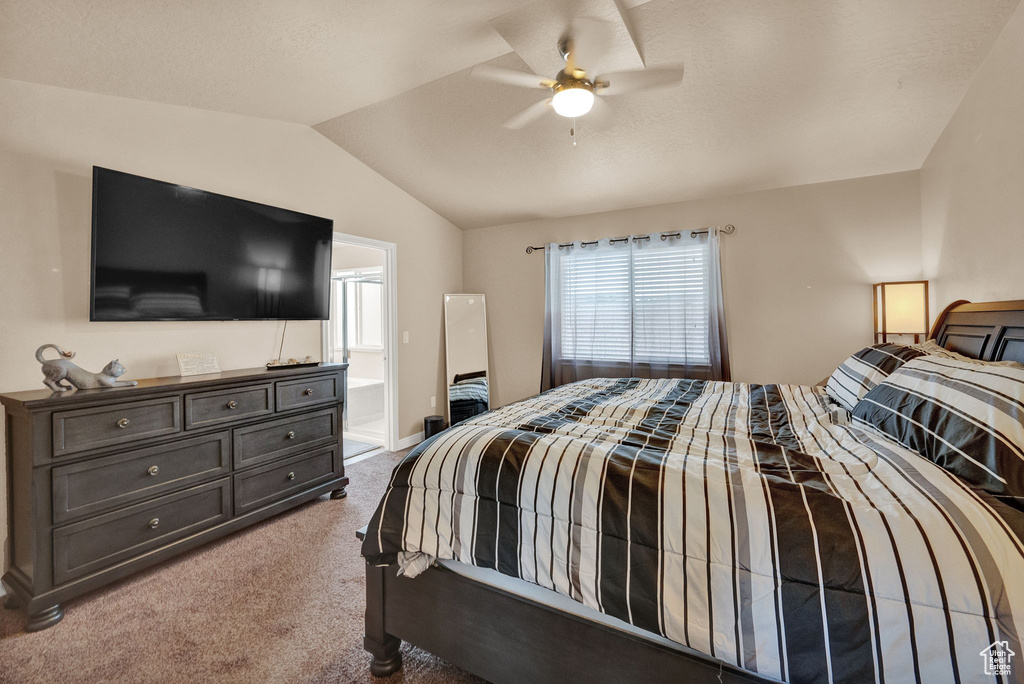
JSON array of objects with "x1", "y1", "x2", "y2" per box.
[{"x1": 323, "y1": 234, "x2": 398, "y2": 458}]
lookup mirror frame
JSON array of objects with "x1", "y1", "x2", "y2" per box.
[{"x1": 444, "y1": 293, "x2": 490, "y2": 425}]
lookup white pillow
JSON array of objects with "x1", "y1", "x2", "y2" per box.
[
  {"x1": 911, "y1": 339, "x2": 966, "y2": 359},
  {"x1": 912, "y1": 339, "x2": 1023, "y2": 367}
]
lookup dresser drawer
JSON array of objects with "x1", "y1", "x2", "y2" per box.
[
  {"x1": 53, "y1": 479, "x2": 230, "y2": 585},
  {"x1": 234, "y1": 447, "x2": 339, "y2": 515},
  {"x1": 53, "y1": 397, "x2": 181, "y2": 457},
  {"x1": 275, "y1": 375, "x2": 341, "y2": 412},
  {"x1": 184, "y1": 384, "x2": 273, "y2": 429},
  {"x1": 232, "y1": 408, "x2": 337, "y2": 469},
  {"x1": 52, "y1": 432, "x2": 231, "y2": 524}
]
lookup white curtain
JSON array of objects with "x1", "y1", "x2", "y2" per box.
[{"x1": 541, "y1": 230, "x2": 730, "y2": 391}]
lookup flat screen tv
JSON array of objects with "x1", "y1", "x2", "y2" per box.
[{"x1": 90, "y1": 167, "x2": 333, "y2": 321}]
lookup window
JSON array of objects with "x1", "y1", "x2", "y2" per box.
[
  {"x1": 559, "y1": 249, "x2": 632, "y2": 362},
  {"x1": 544, "y1": 232, "x2": 729, "y2": 388},
  {"x1": 632, "y1": 243, "x2": 710, "y2": 364},
  {"x1": 332, "y1": 270, "x2": 383, "y2": 354},
  {"x1": 347, "y1": 280, "x2": 383, "y2": 349},
  {"x1": 559, "y1": 241, "x2": 710, "y2": 365}
]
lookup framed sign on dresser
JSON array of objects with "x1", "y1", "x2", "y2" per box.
[{"x1": 1, "y1": 363, "x2": 348, "y2": 631}]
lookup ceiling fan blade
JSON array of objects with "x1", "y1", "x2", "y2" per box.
[
  {"x1": 595, "y1": 66, "x2": 685, "y2": 96},
  {"x1": 565, "y1": 17, "x2": 614, "y2": 74},
  {"x1": 470, "y1": 65, "x2": 555, "y2": 90},
  {"x1": 504, "y1": 99, "x2": 553, "y2": 130}
]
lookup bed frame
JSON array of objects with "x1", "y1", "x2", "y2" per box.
[
  {"x1": 356, "y1": 535, "x2": 767, "y2": 684},
  {"x1": 929, "y1": 299, "x2": 1024, "y2": 363},
  {"x1": 360, "y1": 299, "x2": 1024, "y2": 684}
]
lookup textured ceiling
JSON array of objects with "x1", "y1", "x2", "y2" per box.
[
  {"x1": 316, "y1": 0, "x2": 1021, "y2": 228},
  {"x1": 2, "y1": 0, "x2": 1019, "y2": 229},
  {"x1": 0, "y1": 0, "x2": 536, "y2": 124},
  {"x1": 490, "y1": 0, "x2": 645, "y2": 77}
]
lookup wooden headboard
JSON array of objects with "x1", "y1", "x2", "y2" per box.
[{"x1": 929, "y1": 300, "x2": 1024, "y2": 363}]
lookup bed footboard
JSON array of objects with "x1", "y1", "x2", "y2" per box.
[{"x1": 360, "y1": 559, "x2": 769, "y2": 684}]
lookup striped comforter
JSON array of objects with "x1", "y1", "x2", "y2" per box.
[{"x1": 362, "y1": 378, "x2": 1024, "y2": 684}]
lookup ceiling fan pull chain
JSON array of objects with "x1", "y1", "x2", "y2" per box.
[{"x1": 571, "y1": 117, "x2": 577, "y2": 148}]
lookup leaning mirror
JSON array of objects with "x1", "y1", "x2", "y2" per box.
[{"x1": 444, "y1": 294, "x2": 489, "y2": 425}]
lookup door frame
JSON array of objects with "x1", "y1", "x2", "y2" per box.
[{"x1": 322, "y1": 232, "x2": 398, "y2": 452}]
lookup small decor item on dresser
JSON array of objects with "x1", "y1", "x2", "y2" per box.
[
  {"x1": 267, "y1": 322, "x2": 320, "y2": 370},
  {"x1": 266, "y1": 355, "x2": 320, "y2": 370},
  {"x1": 176, "y1": 352, "x2": 221, "y2": 377},
  {"x1": 36, "y1": 344, "x2": 138, "y2": 392}
]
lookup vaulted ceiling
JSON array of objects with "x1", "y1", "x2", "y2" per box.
[{"x1": 2, "y1": 0, "x2": 1019, "y2": 228}]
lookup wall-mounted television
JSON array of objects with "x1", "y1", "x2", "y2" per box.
[{"x1": 90, "y1": 167, "x2": 333, "y2": 321}]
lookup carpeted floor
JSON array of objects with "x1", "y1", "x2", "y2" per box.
[{"x1": 0, "y1": 450, "x2": 484, "y2": 684}]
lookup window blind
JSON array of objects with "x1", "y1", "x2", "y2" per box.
[
  {"x1": 560, "y1": 249, "x2": 631, "y2": 362},
  {"x1": 558, "y1": 240, "x2": 711, "y2": 366}
]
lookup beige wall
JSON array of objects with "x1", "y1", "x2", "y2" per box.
[
  {"x1": 0, "y1": 78, "x2": 462, "y2": 570},
  {"x1": 921, "y1": 3, "x2": 1024, "y2": 307},
  {"x1": 331, "y1": 243, "x2": 385, "y2": 271},
  {"x1": 464, "y1": 172, "x2": 923, "y2": 408}
]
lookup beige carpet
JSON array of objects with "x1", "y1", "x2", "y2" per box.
[{"x1": 0, "y1": 450, "x2": 484, "y2": 684}]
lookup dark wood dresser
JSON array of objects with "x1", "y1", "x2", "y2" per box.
[{"x1": 1, "y1": 363, "x2": 348, "y2": 631}]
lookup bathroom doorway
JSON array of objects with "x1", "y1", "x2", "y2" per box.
[{"x1": 323, "y1": 234, "x2": 397, "y2": 457}]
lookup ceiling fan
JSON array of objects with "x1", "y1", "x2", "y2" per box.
[{"x1": 471, "y1": 17, "x2": 685, "y2": 130}]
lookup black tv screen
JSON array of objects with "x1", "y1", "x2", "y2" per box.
[{"x1": 90, "y1": 167, "x2": 333, "y2": 321}]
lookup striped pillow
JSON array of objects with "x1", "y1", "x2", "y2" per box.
[
  {"x1": 825, "y1": 343, "x2": 926, "y2": 412},
  {"x1": 852, "y1": 356, "x2": 1024, "y2": 500}
]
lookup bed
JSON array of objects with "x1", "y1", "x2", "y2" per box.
[{"x1": 358, "y1": 300, "x2": 1024, "y2": 684}]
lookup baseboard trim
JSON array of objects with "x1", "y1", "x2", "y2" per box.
[{"x1": 395, "y1": 432, "x2": 425, "y2": 451}]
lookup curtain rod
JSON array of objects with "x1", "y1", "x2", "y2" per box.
[{"x1": 525, "y1": 224, "x2": 736, "y2": 254}]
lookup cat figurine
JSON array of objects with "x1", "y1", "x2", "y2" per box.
[{"x1": 36, "y1": 344, "x2": 138, "y2": 392}]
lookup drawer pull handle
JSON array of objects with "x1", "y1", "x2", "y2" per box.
[
  {"x1": 287, "y1": 472, "x2": 296, "y2": 480},
  {"x1": 117, "y1": 418, "x2": 131, "y2": 429},
  {"x1": 304, "y1": 388, "x2": 314, "y2": 396},
  {"x1": 149, "y1": 518, "x2": 160, "y2": 529},
  {"x1": 286, "y1": 431, "x2": 296, "y2": 440},
  {"x1": 148, "y1": 465, "x2": 160, "y2": 476},
  {"x1": 227, "y1": 400, "x2": 238, "y2": 409}
]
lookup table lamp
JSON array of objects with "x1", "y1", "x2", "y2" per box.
[{"x1": 873, "y1": 280, "x2": 929, "y2": 344}]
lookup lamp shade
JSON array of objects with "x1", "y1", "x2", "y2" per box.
[
  {"x1": 551, "y1": 87, "x2": 595, "y2": 118},
  {"x1": 873, "y1": 280, "x2": 929, "y2": 343}
]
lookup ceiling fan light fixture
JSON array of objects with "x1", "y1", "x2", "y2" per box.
[{"x1": 551, "y1": 85, "x2": 595, "y2": 118}]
